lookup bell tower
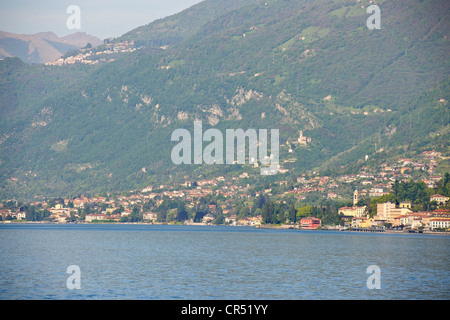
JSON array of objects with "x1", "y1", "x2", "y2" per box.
[{"x1": 353, "y1": 189, "x2": 359, "y2": 206}]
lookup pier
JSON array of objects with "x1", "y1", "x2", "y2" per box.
[{"x1": 351, "y1": 228, "x2": 385, "y2": 233}]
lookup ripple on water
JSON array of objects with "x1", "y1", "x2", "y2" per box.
[{"x1": 0, "y1": 224, "x2": 449, "y2": 299}]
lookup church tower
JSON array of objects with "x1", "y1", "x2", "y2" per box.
[{"x1": 353, "y1": 189, "x2": 359, "y2": 206}]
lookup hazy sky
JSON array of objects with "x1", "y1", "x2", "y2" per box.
[{"x1": 0, "y1": 0, "x2": 204, "y2": 39}]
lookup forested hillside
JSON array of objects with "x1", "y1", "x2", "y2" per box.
[{"x1": 1, "y1": 0, "x2": 449, "y2": 200}]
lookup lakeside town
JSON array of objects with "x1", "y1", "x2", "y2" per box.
[{"x1": 1, "y1": 149, "x2": 450, "y2": 234}]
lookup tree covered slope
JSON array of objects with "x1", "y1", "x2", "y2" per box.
[{"x1": 0, "y1": 0, "x2": 449, "y2": 200}]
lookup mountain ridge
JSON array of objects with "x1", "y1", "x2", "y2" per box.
[
  {"x1": 0, "y1": 30, "x2": 102, "y2": 64},
  {"x1": 0, "y1": 0, "x2": 448, "y2": 200}
]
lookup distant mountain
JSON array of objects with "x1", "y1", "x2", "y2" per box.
[
  {"x1": 0, "y1": 31, "x2": 102, "y2": 64},
  {"x1": 0, "y1": 0, "x2": 449, "y2": 200}
]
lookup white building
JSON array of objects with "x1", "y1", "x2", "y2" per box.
[
  {"x1": 429, "y1": 218, "x2": 450, "y2": 230},
  {"x1": 143, "y1": 212, "x2": 157, "y2": 221}
]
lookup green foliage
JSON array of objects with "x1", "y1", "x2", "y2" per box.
[
  {"x1": 0, "y1": 0, "x2": 449, "y2": 200},
  {"x1": 369, "y1": 174, "x2": 450, "y2": 214},
  {"x1": 24, "y1": 206, "x2": 50, "y2": 221}
]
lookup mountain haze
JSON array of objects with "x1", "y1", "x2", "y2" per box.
[
  {"x1": 0, "y1": 0, "x2": 449, "y2": 200},
  {"x1": 0, "y1": 31, "x2": 102, "y2": 64}
]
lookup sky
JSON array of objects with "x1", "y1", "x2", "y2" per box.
[{"x1": 0, "y1": 0, "x2": 204, "y2": 40}]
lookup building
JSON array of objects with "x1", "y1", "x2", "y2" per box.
[
  {"x1": 351, "y1": 216, "x2": 368, "y2": 229},
  {"x1": 377, "y1": 202, "x2": 395, "y2": 216},
  {"x1": 225, "y1": 214, "x2": 237, "y2": 225},
  {"x1": 236, "y1": 216, "x2": 262, "y2": 226},
  {"x1": 297, "y1": 130, "x2": 311, "y2": 145},
  {"x1": 73, "y1": 198, "x2": 89, "y2": 208},
  {"x1": 338, "y1": 206, "x2": 366, "y2": 217},
  {"x1": 429, "y1": 218, "x2": 450, "y2": 230},
  {"x1": 430, "y1": 194, "x2": 449, "y2": 206},
  {"x1": 327, "y1": 192, "x2": 338, "y2": 199},
  {"x1": 351, "y1": 215, "x2": 384, "y2": 229},
  {"x1": 142, "y1": 186, "x2": 154, "y2": 193},
  {"x1": 432, "y1": 209, "x2": 450, "y2": 215},
  {"x1": 353, "y1": 190, "x2": 359, "y2": 206},
  {"x1": 143, "y1": 212, "x2": 157, "y2": 221},
  {"x1": 376, "y1": 202, "x2": 412, "y2": 223},
  {"x1": 16, "y1": 212, "x2": 26, "y2": 220},
  {"x1": 57, "y1": 215, "x2": 68, "y2": 223},
  {"x1": 202, "y1": 214, "x2": 215, "y2": 224},
  {"x1": 399, "y1": 213, "x2": 428, "y2": 229},
  {"x1": 85, "y1": 214, "x2": 109, "y2": 222},
  {"x1": 399, "y1": 201, "x2": 412, "y2": 209},
  {"x1": 300, "y1": 217, "x2": 321, "y2": 229},
  {"x1": 400, "y1": 167, "x2": 410, "y2": 174},
  {"x1": 369, "y1": 188, "x2": 390, "y2": 197}
]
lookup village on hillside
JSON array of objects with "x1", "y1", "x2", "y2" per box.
[
  {"x1": 1, "y1": 150, "x2": 449, "y2": 233},
  {"x1": 44, "y1": 40, "x2": 142, "y2": 66}
]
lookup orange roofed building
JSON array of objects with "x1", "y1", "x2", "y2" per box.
[{"x1": 300, "y1": 217, "x2": 321, "y2": 230}]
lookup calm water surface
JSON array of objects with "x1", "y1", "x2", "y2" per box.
[{"x1": 0, "y1": 223, "x2": 449, "y2": 300}]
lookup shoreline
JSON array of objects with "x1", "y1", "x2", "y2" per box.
[{"x1": 1, "y1": 220, "x2": 449, "y2": 236}]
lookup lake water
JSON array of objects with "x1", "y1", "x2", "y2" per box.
[{"x1": 0, "y1": 223, "x2": 449, "y2": 300}]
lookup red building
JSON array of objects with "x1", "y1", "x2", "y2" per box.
[{"x1": 300, "y1": 217, "x2": 321, "y2": 229}]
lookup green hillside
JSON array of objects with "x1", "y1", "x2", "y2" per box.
[{"x1": 0, "y1": 0, "x2": 449, "y2": 200}]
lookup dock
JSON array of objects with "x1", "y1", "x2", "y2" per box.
[{"x1": 351, "y1": 228, "x2": 385, "y2": 232}]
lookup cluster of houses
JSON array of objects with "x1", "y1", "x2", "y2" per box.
[
  {"x1": 45, "y1": 41, "x2": 140, "y2": 66},
  {"x1": 339, "y1": 191, "x2": 450, "y2": 231},
  {"x1": 273, "y1": 149, "x2": 444, "y2": 204},
  {"x1": 1, "y1": 149, "x2": 448, "y2": 231},
  {"x1": 0, "y1": 175, "x2": 326, "y2": 229}
]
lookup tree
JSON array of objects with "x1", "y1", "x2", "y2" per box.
[
  {"x1": 213, "y1": 213, "x2": 225, "y2": 225},
  {"x1": 289, "y1": 202, "x2": 296, "y2": 223},
  {"x1": 156, "y1": 208, "x2": 166, "y2": 222},
  {"x1": 393, "y1": 180, "x2": 400, "y2": 198},
  {"x1": 143, "y1": 200, "x2": 155, "y2": 211},
  {"x1": 297, "y1": 205, "x2": 313, "y2": 219},
  {"x1": 129, "y1": 206, "x2": 142, "y2": 222},
  {"x1": 176, "y1": 210, "x2": 188, "y2": 222},
  {"x1": 67, "y1": 212, "x2": 77, "y2": 222},
  {"x1": 112, "y1": 206, "x2": 124, "y2": 215},
  {"x1": 257, "y1": 195, "x2": 266, "y2": 208},
  {"x1": 194, "y1": 211, "x2": 207, "y2": 222},
  {"x1": 437, "y1": 172, "x2": 450, "y2": 197},
  {"x1": 237, "y1": 206, "x2": 250, "y2": 220},
  {"x1": 261, "y1": 203, "x2": 269, "y2": 224},
  {"x1": 25, "y1": 206, "x2": 36, "y2": 221}
]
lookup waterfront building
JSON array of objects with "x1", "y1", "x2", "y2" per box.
[
  {"x1": 376, "y1": 202, "x2": 412, "y2": 223},
  {"x1": 429, "y1": 217, "x2": 450, "y2": 230},
  {"x1": 85, "y1": 214, "x2": 109, "y2": 222},
  {"x1": 300, "y1": 217, "x2": 321, "y2": 229}
]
